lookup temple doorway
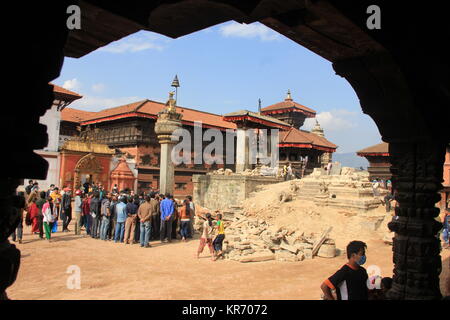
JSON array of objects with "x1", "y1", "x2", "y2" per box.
[{"x1": 73, "y1": 154, "x2": 103, "y2": 191}]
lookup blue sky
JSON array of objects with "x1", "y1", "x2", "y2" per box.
[{"x1": 55, "y1": 21, "x2": 382, "y2": 154}]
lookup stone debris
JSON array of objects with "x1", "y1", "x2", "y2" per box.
[
  {"x1": 208, "y1": 165, "x2": 279, "y2": 177},
  {"x1": 220, "y1": 213, "x2": 335, "y2": 263}
]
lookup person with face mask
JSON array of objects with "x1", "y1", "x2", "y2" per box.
[{"x1": 320, "y1": 240, "x2": 369, "y2": 300}]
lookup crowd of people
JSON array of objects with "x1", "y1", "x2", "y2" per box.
[
  {"x1": 12, "y1": 180, "x2": 227, "y2": 261},
  {"x1": 8, "y1": 180, "x2": 450, "y2": 298}
]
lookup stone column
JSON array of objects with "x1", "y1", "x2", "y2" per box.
[
  {"x1": 387, "y1": 140, "x2": 446, "y2": 300},
  {"x1": 236, "y1": 127, "x2": 249, "y2": 173},
  {"x1": 154, "y1": 92, "x2": 182, "y2": 195},
  {"x1": 159, "y1": 143, "x2": 176, "y2": 195}
]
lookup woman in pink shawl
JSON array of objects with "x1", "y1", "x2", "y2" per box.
[{"x1": 42, "y1": 197, "x2": 57, "y2": 242}]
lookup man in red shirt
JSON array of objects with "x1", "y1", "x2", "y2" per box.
[{"x1": 81, "y1": 193, "x2": 92, "y2": 236}]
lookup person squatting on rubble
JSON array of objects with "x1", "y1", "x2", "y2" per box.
[{"x1": 321, "y1": 240, "x2": 369, "y2": 300}]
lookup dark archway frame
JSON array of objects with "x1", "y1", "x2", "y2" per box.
[{"x1": 4, "y1": 0, "x2": 449, "y2": 300}]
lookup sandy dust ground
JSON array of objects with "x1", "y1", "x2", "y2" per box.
[{"x1": 6, "y1": 220, "x2": 449, "y2": 300}]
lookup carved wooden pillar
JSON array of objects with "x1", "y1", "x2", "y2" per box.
[
  {"x1": 1, "y1": 1, "x2": 72, "y2": 299},
  {"x1": 387, "y1": 140, "x2": 445, "y2": 300},
  {"x1": 333, "y1": 50, "x2": 449, "y2": 299}
]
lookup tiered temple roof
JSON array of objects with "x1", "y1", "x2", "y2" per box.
[
  {"x1": 279, "y1": 127, "x2": 337, "y2": 152},
  {"x1": 261, "y1": 90, "x2": 316, "y2": 118},
  {"x1": 356, "y1": 142, "x2": 389, "y2": 157},
  {"x1": 222, "y1": 110, "x2": 291, "y2": 130}
]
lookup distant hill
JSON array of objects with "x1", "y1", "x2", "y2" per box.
[{"x1": 332, "y1": 152, "x2": 369, "y2": 169}]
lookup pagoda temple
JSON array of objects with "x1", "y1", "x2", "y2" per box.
[
  {"x1": 357, "y1": 142, "x2": 450, "y2": 210},
  {"x1": 356, "y1": 142, "x2": 390, "y2": 180},
  {"x1": 262, "y1": 91, "x2": 337, "y2": 176}
]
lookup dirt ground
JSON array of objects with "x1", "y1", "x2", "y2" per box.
[{"x1": 7, "y1": 221, "x2": 450, "y2": 300}]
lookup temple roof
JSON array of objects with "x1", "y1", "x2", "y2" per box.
[
  {"x1": 51, "y1": 83, "x2": 83, "y2": 102},
  {"x1": 61, "y1": 99, "x2": 237, "y2": 130},
  {"x1": 261, "y1": 91, "x2": 316, "y2": 117},
  {"x1": 222, "y1": 110, "x2": 291, "y2": 130},
  {"x1": 279, "y1": 127, "x2": 337, "y2": 152},
  {"x1": 61, "y1": 107, "x2": 96, "y2": 123},
  {"x1": 356, "y1": 142, "x2": 389, "y2": 156}
]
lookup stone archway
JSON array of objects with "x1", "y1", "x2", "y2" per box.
[{"x1": 73, "y1": 153, "x2": 103, "y2": 191}]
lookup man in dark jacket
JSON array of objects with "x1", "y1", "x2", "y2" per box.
[
  {"x1": 83, "y1": 181, "x2": 90, "y2": 194},
  {"x1": 25, "y1": 180, "x2": 34, "y2": 196},
  {"x1": 89, "y1": 192, "x2": 101, "y2": 239},
  {"x1": 150, "y1": 192, "x2": 160, "y2": 240},
  {"x1": 61, "y1": 189, "x2": 72, "y2": 232},
  {"x1": 107, "y1": 195, "x2": 118, "y2": 240},
  {"x1": 124, "y1": 196, "x2": 139, "y2": 244}
]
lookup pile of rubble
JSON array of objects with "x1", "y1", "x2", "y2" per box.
[
  {"x1": 297, "y1": 167, "x2": 386, "y2": 213},
  {"x1": 207, "y1": 166, "x2": 281, "y2": 177},
  {"x1": 207, "y1": 168, "x2": 234, "y2": 176},
  {"x1": 209, "y1": 213, "x2": 336, "y2": 263}
]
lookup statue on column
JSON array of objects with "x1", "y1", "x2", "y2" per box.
[{"x1": 165, "y1": 91, "x2": 177, "y2": 113}]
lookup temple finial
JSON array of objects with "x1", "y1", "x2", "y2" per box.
[{"x1": 285, "y1": 89, "x2": 292, "y2": 101}]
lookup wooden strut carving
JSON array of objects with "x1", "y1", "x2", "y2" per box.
[{"x1": 387, "y1": 141, "x2": 446, "y2": 300}]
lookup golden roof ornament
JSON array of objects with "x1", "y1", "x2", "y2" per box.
[
  {"x1": 285, "y1": 89, "x2": 293, "y2": 101},
  {"x1": 312, "y1": 119, "x2": 325, "y2": 137},
  {"x1": 165, "y1": 91, "x2": 177, "y2": 113},
  {"x1": 171, "y1": 75, "x2": 180, "y2": 88}
]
